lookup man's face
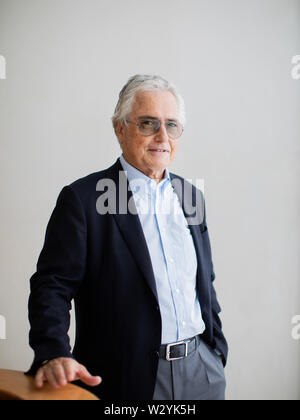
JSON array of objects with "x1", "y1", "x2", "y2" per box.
[{"x1": 115, "y1": 90, "x2": 181, "y2": 180}]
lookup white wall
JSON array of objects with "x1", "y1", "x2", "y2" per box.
[{"x1": 0, "y1": 0, "x2": 299, "y2": 400}]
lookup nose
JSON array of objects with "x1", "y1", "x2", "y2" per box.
[{"x1": 154, "y1": 122, "x2": 169, "y2": 143}]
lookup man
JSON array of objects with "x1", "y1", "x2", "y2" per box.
[{"x1": 27, "y1": 74, "x2": 228, "y2": 400}]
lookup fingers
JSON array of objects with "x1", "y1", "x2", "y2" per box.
[
  {"x1": 35, "y1": 368, "x2": 46, "y2": 388},
  {"x1": 35, "y1": 358, "x2": 70, "y2": 389},
  {"x1": 77, "y1": 365, "x2": 102, "y2": 387},
  {"x1": 51, "y1": 361, "x2": 67, "y2": 387},
  {"x1": 63, "y1": 358, "x2": 76, "y2": 382},
  {"x1": 44, "y1": 365, "x2": 60, "y2": 389},
  {"x1": 34, "y1": 358, "x2": 102, "y2": 390}
]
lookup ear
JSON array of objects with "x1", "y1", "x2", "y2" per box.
[{"x1": 114, "y1": 121, "x2": 126, "y2": 145}]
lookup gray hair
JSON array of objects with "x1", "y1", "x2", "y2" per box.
[{"x1": 112, "y1": 74, "x2": 186, "y2": 129}]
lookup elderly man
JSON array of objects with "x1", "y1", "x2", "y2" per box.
[{"x1": 27, "y1": 74, "x2": 228, "y2": 400}]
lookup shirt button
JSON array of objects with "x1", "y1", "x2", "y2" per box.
[
  {"x1": 176, "y1": 288, "x2": 180, "y2": 294},
  {"x1": 170, "y1": 257, "x2": 174, "y2": 263},
  {"x1": 182, "y1": 321, "x2": 186, "y2": 326}
]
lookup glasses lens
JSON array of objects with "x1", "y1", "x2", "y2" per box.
[
  {"x1": 138, "y1": 119, "x2": 160, "y2": 136},
  {"x1": 166, "y1": 122, "x2": 183, "y2": 139},
  {"x1": 138, "y1": 119, "x2": 183, "y2": 139}
]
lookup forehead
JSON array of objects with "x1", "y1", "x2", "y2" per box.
[{"x1": 130, "y1": 90, "x2": 179, "y2": 119}]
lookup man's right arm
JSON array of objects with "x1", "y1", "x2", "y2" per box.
[{"x1": 27, "y1": 186, "x2": 100, "y2": 388}]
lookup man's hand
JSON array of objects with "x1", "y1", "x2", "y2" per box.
[{"x1": 35, "y1": 357, "x2": 102, "y2": 389}]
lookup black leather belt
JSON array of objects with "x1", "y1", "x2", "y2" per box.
[{"x1": 159, "y1": 335, "x2": 201, "y2": 361}]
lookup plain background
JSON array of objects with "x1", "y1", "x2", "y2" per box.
[{"x1": 0, "y1": 0, "x2": 299, "y2": 400}]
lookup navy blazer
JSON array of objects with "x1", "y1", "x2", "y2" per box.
[{"x1": 27, "y1": 158, "x2": 228, "y2": 400}]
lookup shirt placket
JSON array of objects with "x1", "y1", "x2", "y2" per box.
[{"x1": 154, "y1": 183, "x2": 186, "y2": 341}]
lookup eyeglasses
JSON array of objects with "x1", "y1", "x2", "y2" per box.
[{"x1": 126, "y1": 118, "x2": 184, "y2": 139}]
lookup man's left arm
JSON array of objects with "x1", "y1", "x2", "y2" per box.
[
  {"x1": 201, "y1": 195, "x2": 228, "y2": 366},
  {"x1": 210, "y1": 263, "x2": 228, "y2": 365}
]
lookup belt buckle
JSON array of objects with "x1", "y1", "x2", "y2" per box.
[{"x1": 166, "y1": 340, "x2": 189, "y2": 361}]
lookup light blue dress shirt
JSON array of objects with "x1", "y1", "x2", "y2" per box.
[{"x1": 120, "y1": 155, "x2": 206, "y2": 344}]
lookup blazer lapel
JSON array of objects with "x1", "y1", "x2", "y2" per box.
[
  {"x1": 105, "y1": 159, "x2": 159, "y2": 304},
  {"x1": 170, "y1": 173, "x2": 205, "y2": 292},
  {"x1": 170, "y1": 173, "x2": 205, "y2": 227}
]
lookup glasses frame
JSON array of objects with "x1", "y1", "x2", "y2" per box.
[{"x1": 126, "y1": 118, "x2": 184, "y2": 140}]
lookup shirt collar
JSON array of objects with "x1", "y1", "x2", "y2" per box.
[{"x1": 119, "y1": 154, "x2": 171, "y2": 196}]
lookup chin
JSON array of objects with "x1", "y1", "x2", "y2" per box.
[
  {"x1": 152, "y1": 158, "x2": 170, "y2": 168},
  {"x1": 152, "y1": 154, "x2": 170, "y2": 162}
]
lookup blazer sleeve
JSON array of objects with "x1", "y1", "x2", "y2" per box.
[
  {"x1": 27, "y1": 185, "x2": 87, "y2": 375},
  {"x1": 201, "y1": 196, "x2": 228, "y2": 365}
]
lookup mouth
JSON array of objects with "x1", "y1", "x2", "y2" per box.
[{"x1": 148, "y1": 148, "x2": 170, "y2": 153}]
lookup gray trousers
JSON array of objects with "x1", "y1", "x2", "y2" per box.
[{"x1": 153, "y1": 336, "x2": 226, "y2": 400}]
